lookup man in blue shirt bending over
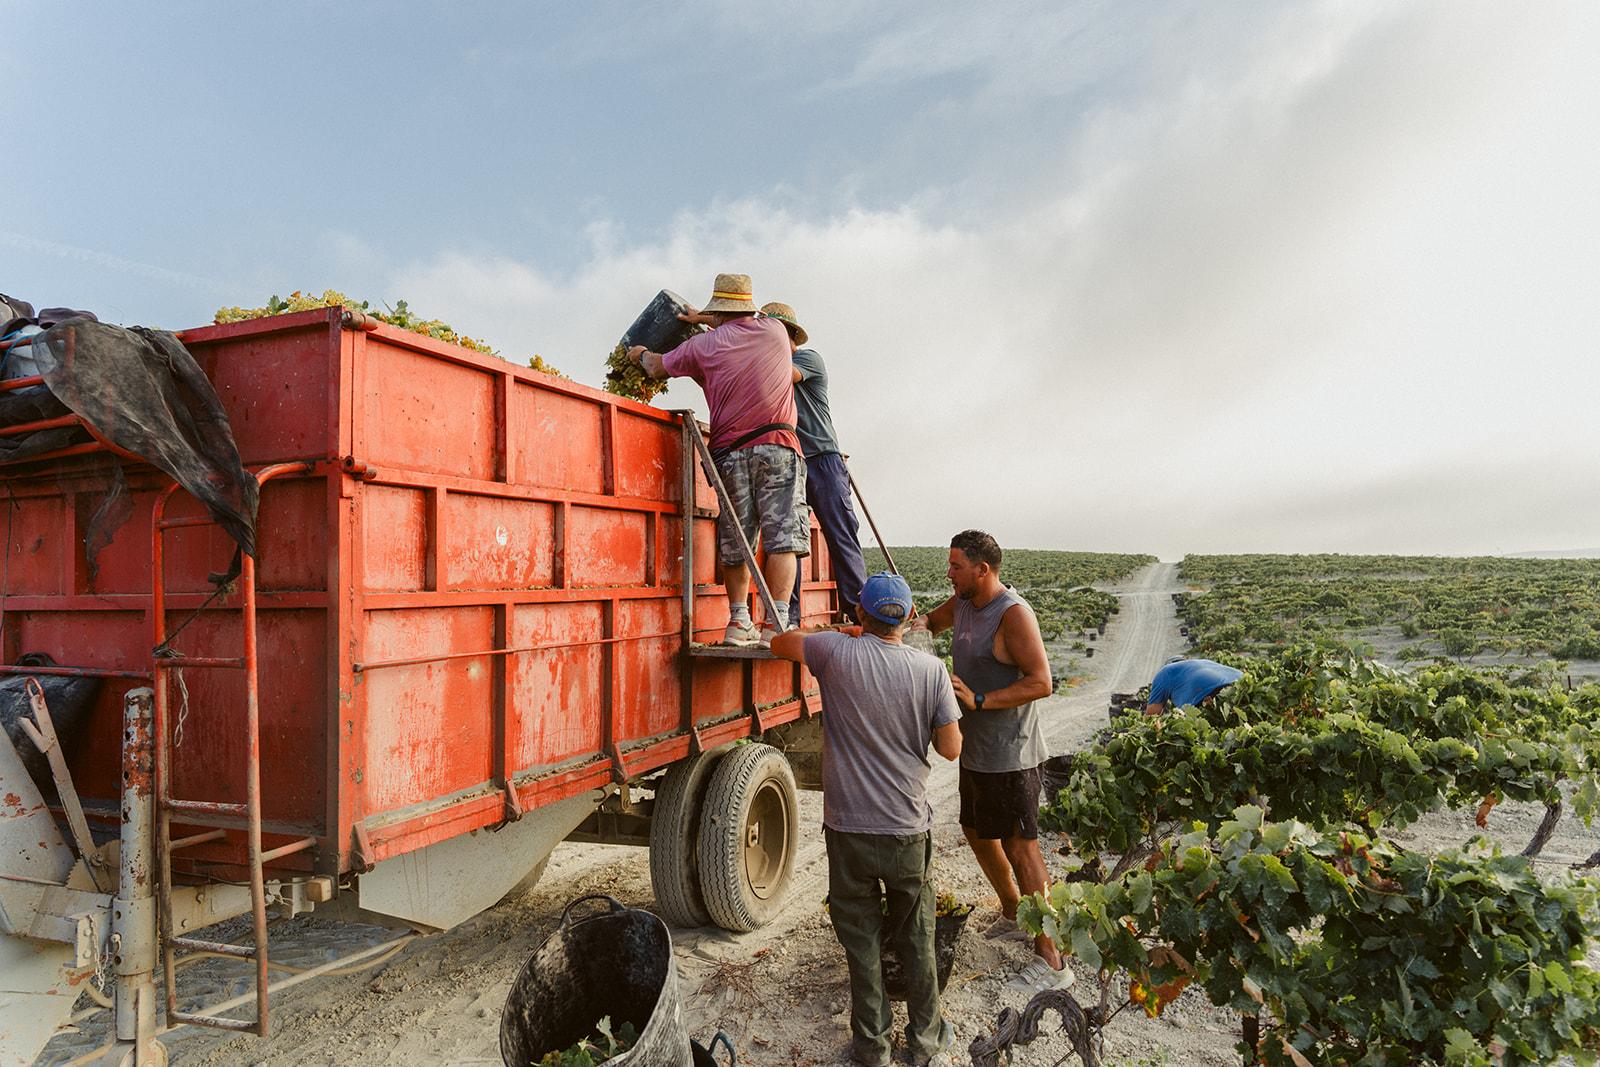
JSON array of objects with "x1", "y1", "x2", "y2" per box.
[{"x1": 1144, "y1": 656, "x2": 1243, "y2": 715}]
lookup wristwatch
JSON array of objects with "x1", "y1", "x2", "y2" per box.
[{"x1": 974, "y1": 691, "x2": 986, "y2": 710}]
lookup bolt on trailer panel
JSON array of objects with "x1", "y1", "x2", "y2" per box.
[{"x1": 1, "y1": 307, "x2": 835, "y2": 879}]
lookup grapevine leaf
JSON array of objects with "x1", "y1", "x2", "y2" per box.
[
  {"x1": 1129, "y1": 871, "x2": 1153, "y2": 914},
  {"x1": 1070, "y1": 927, "x2": 1102, "y2": 972}
]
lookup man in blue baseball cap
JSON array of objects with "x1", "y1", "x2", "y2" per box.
[
  {"x1": 1144, "y1": 656, "x2": 1243, "y2": 715},
  {"x1": 771, "y1": 572, "x2": 963, "y2": 1067}
]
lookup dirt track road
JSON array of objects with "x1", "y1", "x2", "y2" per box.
[{"x1": 42, "y1": 563, "x2": 1205, "y2": 1067}]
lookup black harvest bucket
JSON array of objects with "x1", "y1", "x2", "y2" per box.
[
  {"x1": 619, "y1": 289, "x2": 706, "y2": 356},
  {"x1": 500, "y1": 895, "x2": 693, "y2": 1067},
  {"x1": 882, "y1": 907, "x2": 971, "y2": 1000}
]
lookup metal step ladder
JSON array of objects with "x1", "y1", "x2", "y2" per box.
[
  {"x1": 672, "y1": 413, "x2": 901, "y2": 663},
  {"x1": 150, "y1": 461, "x2": 313, "y2": 1035},
  {"x1": 674, "y1": 416, "x2": 788, "y2": 662}
]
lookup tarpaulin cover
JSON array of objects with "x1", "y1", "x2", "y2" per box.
[{"x1": 29, "y1": 317, "x2": 259, "y2": 557}]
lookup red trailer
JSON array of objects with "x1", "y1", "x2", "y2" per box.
[{"x1": 0, "y1": 308, "x2": 835, "y2": 1065}]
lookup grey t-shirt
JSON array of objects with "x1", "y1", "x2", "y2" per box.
[
  {"x1": 791, "y1": 347, "x2": 841, "y2": 459},
  {"x1": 804, "y1": 631, "x2": 961, "y2": 834}
]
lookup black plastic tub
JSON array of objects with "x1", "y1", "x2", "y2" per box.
[
  {"x1": 620, "y1": 290, "x2": 706, "y2": 356},
  {"x1": 882, "y1": 907, "x2": 971, "y2": 1000},
  {"x1": 500, "y1": 895, "x2": 692, "y2": 1067}
]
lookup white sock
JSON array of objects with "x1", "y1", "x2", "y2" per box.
[{"x1": 730, "y1": 605, "x2": 752, "y2": 625}]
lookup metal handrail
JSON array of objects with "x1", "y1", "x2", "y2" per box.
[
  {"x1": 845, "y1": 465, "x2": 898, "y2": 576},
  {"x1": 675, "y1": 415, "x2": 785, "y2": 627},
  {"x1": 150, "y1": 460, "x2": 312, "y2": 1038}
]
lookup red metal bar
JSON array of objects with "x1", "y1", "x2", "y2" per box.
[
  {"x1": 169, "y1": 829, "x2": 227, "y2": 851},
  {"x1": 240, "y1": 536, "x2": 270, "y2": 1030},
  {"x1": 164, "y1": 799, "x2": 248, "y2": 817},
  {"x1": 168, "y1": 1012, "x2": 258, "y2": 1034},
  {"x1": 258, "y1": 836, "x2": 317, "y2": 865},
  {"x1": 678, "y1": 417, "x2": 700, "y2": 753},
  {"x1": 150, "y1": 460, "x2": 311, "y2": 1039},
  {"x1": 151, "y1": 478, "x2": 181, "y2": 1026},
  {"x1": 350, "y1": 628, "x2": 683, "y2": 673},
  {"x1": 155, "y1": 655, "x2": 244, "y2": 671},
  {"x1": 362, "y1": 464, "x2": 714, "y2": 517},
  {"x1": 0, "y1": 374, "x2": 44, "y2": 391},
  {"x1": 0, "y1": 592, "x2": 325, "y2": 613},
  {"x1": 0, "y1": 333, "x2": 38, "y2": 353},
  {"x1": 170, "y1": 935, "x2": 256, "y2": 959},
  {"x1": 156, "y1": 515, "x2": 220, "y2": 530},
  {"x1": 0, "y1": 665, "x2": 153, "y2": 679},
  {"x1": 74, "y1": 418, "x2": 147, "y2": 463},
  {"x1": 0, "y1": 441, "x2": 115, "y2": 468},
  {"x1": 155, "y1": 656, "x2": 245, "y2": 670},
  {"x1": 0, "y1": 413, "x2": 82, "y2": 437}
]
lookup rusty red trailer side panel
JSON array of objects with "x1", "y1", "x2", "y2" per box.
[{"x1": 1, "y1": 309, "x2": 835, "y2": 875}]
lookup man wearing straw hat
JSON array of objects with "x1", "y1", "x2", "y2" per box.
[
  {"x1": 629, "y1": 273, "x2": 809, "y2": 647},
  {"x1": 758, "y1": 300, "x2": 867, "y2": 630}
]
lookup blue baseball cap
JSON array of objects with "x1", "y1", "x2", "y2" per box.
[{"x1": 859, "y1": 571, "x2": 914, "y2": 626}]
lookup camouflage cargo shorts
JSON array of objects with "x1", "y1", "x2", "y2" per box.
[{"x1": 714, "y1": 444, "x2": 810, "y2": 566}]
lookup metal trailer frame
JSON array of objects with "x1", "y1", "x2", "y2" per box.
[{"x1": 0, "y1": 309, "x2": 842, "y2": 1064}]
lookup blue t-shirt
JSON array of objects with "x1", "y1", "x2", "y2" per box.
[
  {"x1": 791, "y1": 347, "x2": 841, "y2": 459},
  {"x1": 1148, "y1": 659, "x2": 1243, "y2": 709}
]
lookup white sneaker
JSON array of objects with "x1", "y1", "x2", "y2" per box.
[
  {"x1": 723, "y1": 620, "x2": 759, "y2": 646},
  {"x1": 1004, "y1": 958, "x2": 1075, "y2": 994},
  {"x1": 982, "y1": 915, "x2": 1030, "y2": 943},
  {"x1": 759, "y1": 623, "x2": 787, "y2": 648}
]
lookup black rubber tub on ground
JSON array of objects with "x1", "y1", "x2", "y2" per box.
[
  {"x1": 501, "y1": 895, "x2": 694, "y2": 1067},
  {"x1": 882, "y1": 907, "x2": 971, "y2": 1001}
]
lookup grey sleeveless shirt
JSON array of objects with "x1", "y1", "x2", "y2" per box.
[{"x1": 951, "y1": 586, "x2": 1049, "y2": 772}]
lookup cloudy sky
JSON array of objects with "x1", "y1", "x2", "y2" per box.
[{"x1": 5, "y1": 1, "x2": 1597, "y2": 559}]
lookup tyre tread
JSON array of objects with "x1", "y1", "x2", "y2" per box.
[
  {"x1": 649, "y1": 751, "x2": 722, "y2": 927},
  {"x1": 697, "y1": 743, "x2": 798, "y2": 932}
]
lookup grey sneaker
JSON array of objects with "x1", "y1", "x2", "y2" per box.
[
  {"x1": 982, "y1": 914, "x2": 1030, "y2": 943},
  {"x1": 723, "y1": 619, "x2": 759, "y2": 646},
  {"x1": 759, "y1": 622, "x2": 787, "y2": 648},
  {"x1": 1005, "y1": 957, "x2": 1075, "y2": 994}
]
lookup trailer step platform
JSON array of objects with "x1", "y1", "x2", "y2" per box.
[{"x1": 687, "y1": 643, "x2": 777, "y2": 660}]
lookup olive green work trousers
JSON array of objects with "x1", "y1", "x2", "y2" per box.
[{"x1": 824, "y1": 827, "x2": 942, "y2": 1066}]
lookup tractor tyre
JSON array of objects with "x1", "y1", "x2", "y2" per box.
[{"x1": 696, "y1": 743, "x2": 799, "y2": 932}]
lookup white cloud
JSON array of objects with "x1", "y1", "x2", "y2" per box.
[{"x1": 379, "y1": 1, "x2": 1600, "y2": 559}]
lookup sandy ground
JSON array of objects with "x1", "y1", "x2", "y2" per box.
[{"x1": 37, "y1": 562, "x2": 1599, "y2": 1067}]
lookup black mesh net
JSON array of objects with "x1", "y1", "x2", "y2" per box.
[{"x1": 28, "y1": 317, "x2": 258, "y2": 558}]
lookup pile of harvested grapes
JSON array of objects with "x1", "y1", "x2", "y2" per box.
[{"x1": 604, "y1": 342, "x2": 670, "y2": 403}]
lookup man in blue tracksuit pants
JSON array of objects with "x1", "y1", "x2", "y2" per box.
[{"x1": 760, "y1": 302, "x2": 867, "y2": 627}]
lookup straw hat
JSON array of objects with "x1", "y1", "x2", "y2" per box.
[
  {"x1": 701, "y1": 273, "x2": 757, "y2": 314},
  {"x1": 759, "y1": 301, "x2": 809, "y2": 346}
]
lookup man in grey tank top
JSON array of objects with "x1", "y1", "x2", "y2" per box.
[{"x1": 911, "y1": 529, "x2": 1073, "y2": 995}]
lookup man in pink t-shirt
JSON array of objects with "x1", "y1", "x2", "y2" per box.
[{"x1": 630, "y1": 273, "x2": 810, "y2": 646}]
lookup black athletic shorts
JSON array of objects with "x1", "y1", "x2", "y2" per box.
[{"x1": 958, "y1": 764, "x2": 1043, "y2": 840}]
